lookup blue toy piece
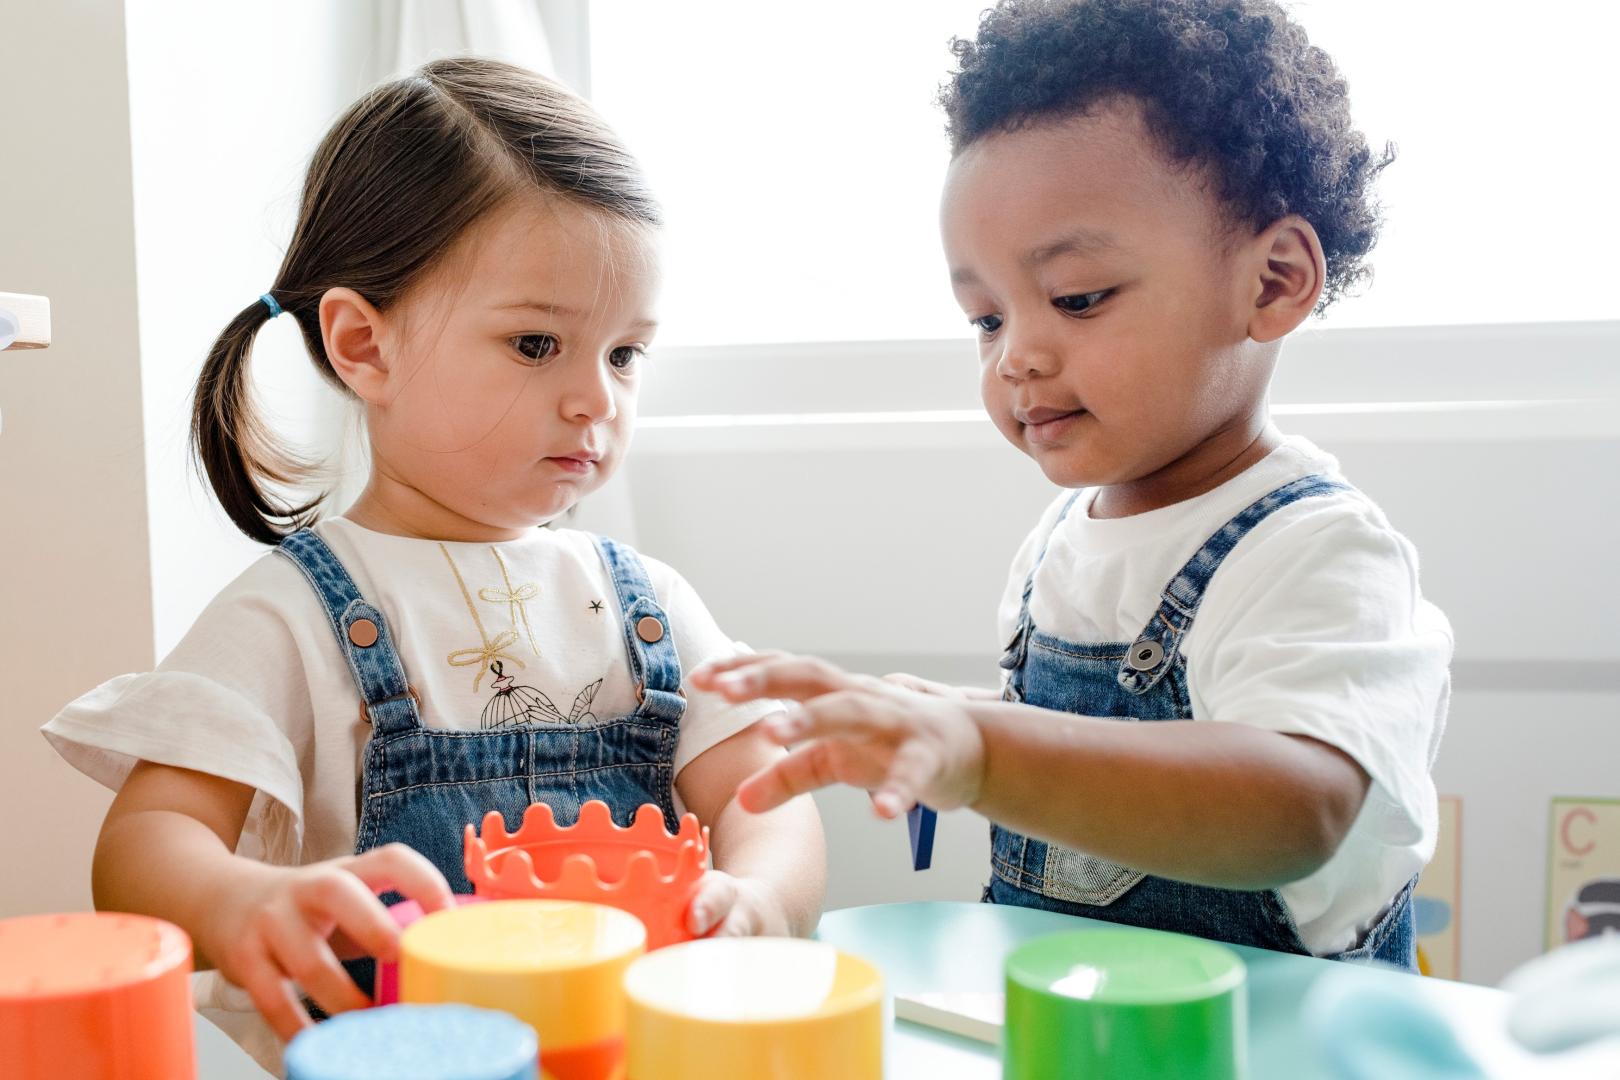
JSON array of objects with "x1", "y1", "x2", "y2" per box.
[
  {"x1": 1413, "y1": 896, "x2": 1452, "y2": 937},
  {"x1": 908, "y1": 804, "x2": 937, "y2": 871},
  {"x1": 283, "y1": 1003, "x2": 538, "y2": 1080}
]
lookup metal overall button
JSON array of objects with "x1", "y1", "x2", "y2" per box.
[
  {"x1": 1127, "y1": 639, "x2": 1164, "y2": 671},
  {"x1": 636, "y1": 615, "x2": 665, "y2": 643},
  {"x1": 348, "y1": 618, "x2": 379, "y2": 648}
]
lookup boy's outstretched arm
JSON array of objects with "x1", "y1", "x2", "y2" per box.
[{"x1": 692, "y1": 653, "x2": 1368, "y2": 892}]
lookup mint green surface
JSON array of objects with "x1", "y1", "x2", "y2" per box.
[
  {"x1": 815, "y1": 902, "x2": 1507, "y2": 1080},
  {"x1": 1003, "y1": 929, "x2": 1246, "y2": 1079}
]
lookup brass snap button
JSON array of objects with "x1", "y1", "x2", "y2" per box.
[
  {"x1": 1127, "y1": 639, "x2": 1164, "y2": 671},
  {"x1": 636, "y1": 615, "x2": 665, "y2": 644},
  {"x1": 348, "y1": 618, "x2": 379, "y2": 648}
]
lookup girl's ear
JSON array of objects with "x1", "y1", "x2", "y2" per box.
[
  {"x1": 1246, "y1": 215, "x2": 1327, "y2": 344},
  {"x1": 320, "y1": 287, "x2": 393, "y2": 404}
]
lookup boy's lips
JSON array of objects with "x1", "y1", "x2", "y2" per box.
[{"x1": 1016, "y1": 406, "x2": 1089, "y2": 445}]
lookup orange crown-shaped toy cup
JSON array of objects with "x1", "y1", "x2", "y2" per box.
[{"x1": 464, "y1": 800, "x2": 709, "y2": 950}]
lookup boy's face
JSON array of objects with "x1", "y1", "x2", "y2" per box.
[{"x1": 941, "y1": 99, "x2": 1276, "y2": 491}]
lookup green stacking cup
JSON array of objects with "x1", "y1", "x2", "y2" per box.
[{"x1": 1004, "y1": 928, "x2": 1247, "y2": 1080}]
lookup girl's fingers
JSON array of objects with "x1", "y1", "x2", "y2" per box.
[
  {"x1": 295, "y1": 869, "x2": 403, "y2": 965},
  {"x1": 346, "y1": 843, "x2": 456, "y2": 916},
  {"x1": 265, "y1": 916, "x2": 371, "y2": 1019},
  {"x1": 686, "y1": 870, "x2": 739, "y2": 937},
  {"x1": 238, "y1": 945, "x2": 312, "y2": 1043}
]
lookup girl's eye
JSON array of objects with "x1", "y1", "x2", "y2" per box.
[
  {"x1": 511, "y1": 334, "x2": 558, "y2": 364},
  {"x1": 970, "y1": 313, "x2": 1004, "y2": 335},
  {"x1": 609, "y1": 345, "x2": 644, "y2": 371},
  {"x1": 1053, "y1": 290, "x2": 1111, "y2": 315}
]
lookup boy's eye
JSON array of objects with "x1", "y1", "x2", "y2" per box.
[
  {"x1": 970, "y1": 313, "x2": 1004, "y2": 335},
  {"x1": 609, "y1": 345, "x2": 644, "y2": 370},
  {"x1": 1053, "y1": 290, "x2": 1111, "y2": 315},
  {"x1": 511, "y1": 334, "x2": 558, "y2": 364}
]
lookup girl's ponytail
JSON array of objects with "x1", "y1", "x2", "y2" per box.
[
  {"x1": 190, "y1": 57, "x2": 658, "y2": 545},
  {"x1": 190, "y1": 296, "x2": 323, "y2": 545}
]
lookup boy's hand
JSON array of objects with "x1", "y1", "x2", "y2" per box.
[
  {"x1": 198, "y1": 843, "x2": 453, "y2": 1041},
  {"x1": 685, "y1": 869, "x2": 793, "y2": 938},
  {"x1": 691, "y1": 653, "x2": 986, "y2": 818}
]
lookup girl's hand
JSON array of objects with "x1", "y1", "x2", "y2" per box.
[
  {"x1": 685, "y1": 869, "x2": 793, "y2": 938},
  {"x1": 198, "y1": 843, "x2": 453, "y2": 1041},
  {"x1": 691, "y1": 653, "x2": 987, "y2": 818}
]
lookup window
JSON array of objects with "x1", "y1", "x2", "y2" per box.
[{"x1": 588, "y1": 1, "x2": 1619, "y2": 348}]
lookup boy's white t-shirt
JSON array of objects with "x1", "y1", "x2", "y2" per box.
[
  {"x1": 997, "y1": 435, "x2": 1451, "y2": 956},
  {"x1": 42, "y1": 518, "x2": 776, "y2": 1070}
]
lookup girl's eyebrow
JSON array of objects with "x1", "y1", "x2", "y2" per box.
[{"x1": 493, "y1": 299, "x2": 657, "y2": 331}]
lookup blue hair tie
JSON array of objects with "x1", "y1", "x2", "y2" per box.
[{"x1": 260, "y1": 293, "x2": 284, "y2": 319}]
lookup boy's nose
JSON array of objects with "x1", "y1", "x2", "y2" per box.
[{"x1": 996, "y1": 336, "x2": 1060, "y2": 380}]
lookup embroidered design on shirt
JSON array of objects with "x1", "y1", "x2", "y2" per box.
[
  {"x1": 478, "y1": 547, "x2": 541, "y2": 656},
  {"x1": 588, "y1": 600, "x2": 604, "y2": 613},
  {"x1": 481, "y1": 661, "x2": 547, "y2": 729},
  {"x1": 480, "y1": 668, "x2": 605, "y2": 730},
  {"x1": 440, "y1": 543, "x2": 525, "y2": 693}
]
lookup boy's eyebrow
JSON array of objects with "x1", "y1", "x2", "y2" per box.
[
  {"x1": 1022, "y1": 227, "x2": 1122, "y2": 268},
  {"x1": 949, "y1": 227, "x2": 1124, "y2": 287},
  {"x1": 494, "y1": 299, "x2": 657, "y2": 331}
]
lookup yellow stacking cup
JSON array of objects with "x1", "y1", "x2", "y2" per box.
[
  {"x1": 623, "y1": 938, "x2": 884, "y2": 1080},
  {"x1": 401, "y1": 900, "x2": 645, "y2": 1080}
]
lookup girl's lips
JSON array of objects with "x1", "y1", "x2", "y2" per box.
[{"x1": 546, "y1": 456, "x2": 597, "y2": 475}]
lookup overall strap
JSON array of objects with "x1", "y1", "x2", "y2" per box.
[
  {"x1": 276, "y1": 529, "x2": 422, "y2": 735},
  {"x1": 592, "y1": 536, "x2": 686, "y2": 723},
  {"x1": 1116, "y1": 474, "x2": 1353, "y2": 694},
  {"x1": 1000, "y1": 489, "x2": 1087, "y2": 679}
]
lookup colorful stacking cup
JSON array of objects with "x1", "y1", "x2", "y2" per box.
[
  {"x1": 623, "y1": 938, "x2": 884, "y2": 1080},
  {"x1": 0, "y1": 911, "x2": 196, "y2": 1080},
  {"x1": 1004, "y1": 928, "x2": 1247, "y2": 1080},
  {"x1": 401, "y1": 900, "x2": 645, "y2": 1080},
  {"x1": 374, "y1": 895, "x2": 487, "y2": 1006},
  {"x1": 284, "y1": 1003, "x2": 538, "y2": 1080}
]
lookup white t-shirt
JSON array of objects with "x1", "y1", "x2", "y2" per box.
[
  {"x1": 43, "y1": 518, "x2": 775, "y2": 1070},
  {"x1": 996, "y1": 436, "x2": 1451, "y2": 956}
]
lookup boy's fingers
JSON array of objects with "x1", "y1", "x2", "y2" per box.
[
  {"x1": 690, "y1": 651, "x2": 783, "y2": 687},
  {"x1": 738, "y1": 739, "x2": 888, "y2": 813},
  {"x1": 710, "y1": 655, "x2": 862, "y2": 703},
  {"x1": 765, "y1": 692, "x2": 897, "y2": 744},
  {"x1": 874, "y1": 741, "x2": 937, "y2": 818}
]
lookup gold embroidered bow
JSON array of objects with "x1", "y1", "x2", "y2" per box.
[{"x1": 448, "y1": 630, "x2": 525, "y2": 693}]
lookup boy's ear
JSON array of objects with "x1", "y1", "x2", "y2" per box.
[
  {"x1": 320, "y1": 287, "x2": 392, "y2": 404},
  {"x1": 1246, "y1": 215, "x2": 1326, "y2": 343}
]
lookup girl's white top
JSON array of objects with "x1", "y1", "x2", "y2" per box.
[
  {"x1": 43, "y1": 519, "x2": 776, "y2": 1070},
  {"x1": 998, "y1": 436, "x2": 1452, "y2": 956}
]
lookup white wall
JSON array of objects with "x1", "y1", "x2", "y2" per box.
[{"x1": 0, "y1": 0, "x2": 153, "y2": 917}]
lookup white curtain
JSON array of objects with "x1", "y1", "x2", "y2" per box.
[{"x1": 371, "y1": 0, "x2": 558, "y2": 82}]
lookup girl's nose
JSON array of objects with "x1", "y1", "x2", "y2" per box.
[{"x1": 559, "y1": 356, "x2": 617, "y2": 423}]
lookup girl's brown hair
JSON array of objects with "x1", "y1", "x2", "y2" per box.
[{"x1": 192, "y1": 57, "x2": 660, "y2": 544}]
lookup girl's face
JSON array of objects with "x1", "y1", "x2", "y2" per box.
[
  {"x1": 940, "y1": 100, "x2": 1278, "y2": 497},
  {"x1": 359, "y1": 196, "x2": 659, "y2": 536}
]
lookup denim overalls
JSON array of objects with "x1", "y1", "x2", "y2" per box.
[
  {"x1": 276, "y1": 528, "x2": 685, "y2": 993},
  {"x1": 987, "y1": 474, "x2": 1417, "y2": 968}
]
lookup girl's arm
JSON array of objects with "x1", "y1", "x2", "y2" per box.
[
  {"x1": 695, "y1": 653, "x2": 1368, "y2": 892},
  {"x1": 675, "y1": 722, "x2": 826, "y2": 937},
  {"x1": 95, "y1": 761, "x2": 453, "y2": 1039}
]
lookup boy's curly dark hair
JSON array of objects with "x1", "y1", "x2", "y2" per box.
[{"x1": 940, "y1": 0, "x2": 1393, "y2": 310}]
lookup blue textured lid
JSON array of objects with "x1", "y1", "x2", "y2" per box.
[{"x1": 284, "y1": 1004, "x2": 538, "y2": 1080}]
